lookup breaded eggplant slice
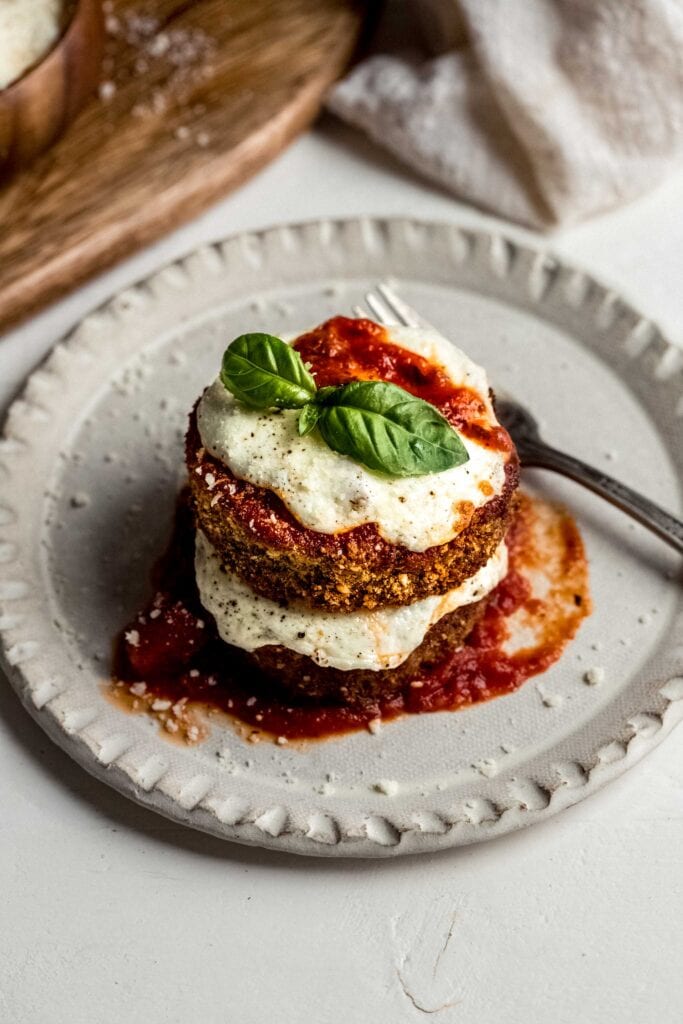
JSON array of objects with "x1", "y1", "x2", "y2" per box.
[
  {"x1": 245, "y1": 599, "x2": 486, "y2": 705},
  {"x1": 187, "y1": 411, "x2": 519, "y2": 612}
]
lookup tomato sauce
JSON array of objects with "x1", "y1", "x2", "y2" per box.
[
  {"x1": 295, "y1": 317, "x2": 513, "y2": 454},
  {"x1": 110, "y1": 490, "x2": 591, "y2": 744}
]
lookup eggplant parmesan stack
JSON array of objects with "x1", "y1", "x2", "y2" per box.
[{"x1": 186, "y1": 317, "x2": 519, "y2": 706}]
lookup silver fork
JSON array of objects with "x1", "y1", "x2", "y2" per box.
[{"x1": 354, "y1": 283, "x2": 683, "y2": 556}]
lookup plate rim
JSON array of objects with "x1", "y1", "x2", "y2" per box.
[{"x1": 1, "y1": 214, "x2": 682, "y2": 858}]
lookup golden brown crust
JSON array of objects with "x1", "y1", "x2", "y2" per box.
[
  {"x1": 187, "y1": 402, "x2": 518, "y2": 611},
  {"x1": 245, "y1": 600, "x2": 486, "y2": 705},
  {"x1": 193, "y1": 485, "x2": 515, "y2": 611}
]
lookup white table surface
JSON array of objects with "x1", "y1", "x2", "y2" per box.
[{"x1": 2, "y1": 118, "x2": 682, "y2": 1024}]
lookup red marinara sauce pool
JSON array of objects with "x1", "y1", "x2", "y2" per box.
[{"x1": 110, "y1": 490, "x2": 591, "y2": 744}]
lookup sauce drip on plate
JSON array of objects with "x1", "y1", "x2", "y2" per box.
[{"x1": 110, "y1": 491, "x2": 591, "y2": 744}]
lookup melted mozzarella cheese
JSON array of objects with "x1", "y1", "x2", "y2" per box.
[
  {"x1": 195, "y1": 531, "x2": 508, "y2": 672},
  {"x1": 197, "y1": 325, "x2": 508, "y2": 551}
]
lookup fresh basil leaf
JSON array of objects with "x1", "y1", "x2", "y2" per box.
[
  {"x1": 316, "y1": 381, "x2": 469, "y2": 477},
  {"x1": 220, "y1": 333, "x2": 316, "y2": 409},
  {"x1": 314, "y1": 385, "x2": 339, "y2": 404},
  {"x1": 298, "y1": 402, "x2": 321, "y2": 436}
]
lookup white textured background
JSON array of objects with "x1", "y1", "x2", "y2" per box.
[{"x1": 1, "y1": 118, "x2": 683, "y2": 1023}]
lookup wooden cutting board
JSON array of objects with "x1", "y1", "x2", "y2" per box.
[{"x1": 0, "y1": 0, "x2": 369, "y2": 334}]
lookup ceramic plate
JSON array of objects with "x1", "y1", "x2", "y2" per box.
[{"x1": 1, "y1": 217, "x2": 682, "y2": 857}]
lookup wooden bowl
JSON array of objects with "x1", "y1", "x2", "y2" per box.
[{"x1": 0, "y1": 0, "x2": 104, "y2": 176}]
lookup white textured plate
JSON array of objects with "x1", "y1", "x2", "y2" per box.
[{"x1": 1, "y1": 218, "x2": 682, "y2": 857}]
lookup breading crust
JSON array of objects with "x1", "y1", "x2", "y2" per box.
[{"x1": 187, "y1": 407, "x2": 519, "y2": 611}]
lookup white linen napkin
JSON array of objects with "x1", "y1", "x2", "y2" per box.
[{"x1": 328, "y1": 0, "x2": 683, "y2": 228}]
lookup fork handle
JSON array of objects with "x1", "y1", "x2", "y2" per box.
[{"x1": 522, "y1": 441, "x2": 683, "y2": 556}]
